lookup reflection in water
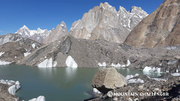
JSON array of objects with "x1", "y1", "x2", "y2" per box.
[
  {"x1": 65, "y1": 67, "x2": 77, "y2": 81},
  {"x1": 38, "y1": 68, "x2": 57, "y2": 80},
  {"x1": 37, "y1": 67, "x2": 79, "y2": 89}
]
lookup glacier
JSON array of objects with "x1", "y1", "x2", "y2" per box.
[
  {"x1": 0, "y1": 80, "x2": 21, "y2": 95},
  {"x1": 0, "y1": 52, "x2": 5, "y2": 57},
  {"x1": 37, "y1": 58, "x2": 53, "y2": 68},
  {"x1": 0, "y1": 60, "x2": 11, "y2": 65},
  {"x1": 110, "y1": 60, "x2": 131, "y2": 68},
  {"x1": 29, "y1": 96, "x2": 45, "y2": 101},
  {"x1": 65, "y1": 56, "x2": 78, "y2": 68},
  {"x1": 24, "y1": 52, "x2": 31, "y2": 57},
  {"x1": 171, "y1": 73, "x2": 180, "y2": 76},
  {"x1": 98, "y1": 62, "x2": 106, "y2": 67},
  {"x1": 143, "y1": 66, "x2": 161, "y2": 73},
  {"x1": 93, "y1": 88, "x2": 101, "y2": 94}
]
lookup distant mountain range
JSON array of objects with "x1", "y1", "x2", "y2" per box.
[
  {"x1": 15, "y1": 2, "x2": 148, "y2": 44},
  {"x1": 16, "y1": 0, "x2": 180, "y2": 48},
  {"x1": 16, "y1": 21, "x2": 68, "y2": 44}
]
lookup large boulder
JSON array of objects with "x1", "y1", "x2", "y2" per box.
[{"x1": 92, "y1": 68, "x2": 126, "y2": 94}]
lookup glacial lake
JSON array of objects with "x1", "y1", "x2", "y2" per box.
[{"x1": 0, "y1": 65, "x2": 162, "y2": 101}]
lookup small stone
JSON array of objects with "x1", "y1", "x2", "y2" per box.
[
  {"x1": 113, "y1": 97, "x2": 118, "y2": 101},
  {"x1": 134, "y1": 98, "x2": 139, "y2": 101},
  {"x1": 138, "y1": 84, "x2": 144, "y2": 89},
  {"x1": 153, "y1": 88, "x2": 160, "y2": 91},
  {"x1": 107, "y1": 91, "x2": 113, "y2": 98},
  {"x1": 128, "y1": 98, "x2": 133, "y2": 101}
]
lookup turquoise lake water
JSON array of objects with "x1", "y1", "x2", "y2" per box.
[{"x1": 0, "y1": 65, "x2": 161, "y2": 101}]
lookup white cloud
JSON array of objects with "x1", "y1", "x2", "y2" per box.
[{"x1": 0, "y1": 30, "x2": 3, "y2": 32}]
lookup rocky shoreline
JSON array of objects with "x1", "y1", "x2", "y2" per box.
[
  {"x1": 86, "y1": 68, "x2": 180, "y2": 101},
  {"x1": 0, "y1": 80, "x2": 20, "y2": 101},
  {"x1": 0, "y1": 80, "x2": 45, "y2": 101}
]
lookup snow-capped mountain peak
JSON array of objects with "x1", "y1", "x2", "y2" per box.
[
  {"x1": 22, "y1": 25, "x2": 28, "y2": 29},
  {"x1": 37, "y1": 28, "x2": 46, "y2": 33},
  {"x1": 16, "y1": 25, "x2": 47, "y2": 36},
  {"x1": 100, "y1": 2, "x2": 117, "y2": 13},
  {"x1": 118, "y1": 6, "x2": 127, "y2": 13},
  {"x1": 130, "y1": 6, "x2": 148, "y2": 17}
]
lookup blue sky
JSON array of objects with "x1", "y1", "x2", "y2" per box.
[{"x1": 0, "y1": 0, "x2": 164, "y2": 35}]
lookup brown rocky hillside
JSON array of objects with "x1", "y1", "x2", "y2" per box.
[{"x1": 125, "y1": 0, "x2": 180, "y2": 48}]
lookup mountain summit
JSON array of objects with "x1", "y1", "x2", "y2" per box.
[
  {"x1": 125, "y1": 0, "x2": 180, "y2": 48},
  {"x1": 69, "y1": 2, "x2": 148, "y2": 43},
  {"x1": 43, "y1": 21, "x2": 68, "y2": 44}
]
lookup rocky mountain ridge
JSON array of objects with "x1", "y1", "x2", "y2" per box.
[
  {"x1": 16, "y1": 35, "x2": 180, "y2": 74},
  {"x1": 69, "y1": 2, "x2": 148, "y2": 43}
]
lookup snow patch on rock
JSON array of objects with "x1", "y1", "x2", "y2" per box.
[
  {"x1": 0, "y1": 60, "x2": 11, "y2": 65},
  {"x1": 29, "y1": 96, "x2": 45, "y2": 101},
  {"x1": 32, "y1": 43, "x2": 36, "y2": 49},
  {"x1": 65, "y1": 56, "x2": 78, "y2": 68},
  {"x1": 93, "y1": 88, "x2": 101, "y2": 94},
  {"x1": 38, "y1": 58, "x2": 53, "y2": 68},
  {"x1": 111, "y1": 60, "x2": 131, "y2": 68},
  {"x1": 168, "y1": 60, "x2": 178, "y2": 65},
  {"x1": 0, "y1": 52, "x2": 5, "y2": 57},
  {"x1": 127, "y1": 78, "x2": 144, "y2": 84},
  {"x1": 147, "y1": 76, "x2": 166, "y2": 81},
  {"x1": 98, "y1": 62, "x2": 106, "y2": 67},
  {"x1": 125, "y1": 74, "x2": 143, "y2": 84},
  {"x1": 166, "y1": 46, "x2": 177, "y2": 50},
  {"x1": 126, "y1": 60, "x2": 131, "y2": 66},
  {"x1": 0, "y1": 80, "x2": 15, "y2": 85},
  {"x1": 143, "y1": 66, "x2": 161, "y2": 73},
  {"x1": 111, "y1": 63, "x2": 125, "y2": 68},
  {"x1": 125, "y1": 73, "x2": 139, "y2": 80},
  {"x1": 53, "y1": 61, "x2": 57, "y2": 67},
  {"x1": 24, "y1": 52, "x2": 31, "y2": 57},
  {"x1": 171, "y1": 73, "x2": 180, "y2": 76}
]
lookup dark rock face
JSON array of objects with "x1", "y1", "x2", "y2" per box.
[
  {"x1": 59, "y1": 36, "x2": 72, "y2": 55},
  {"x1": 125, "y1": 0, "x2": 180, "y2": 48},
  {"x1": 92, "y1": 68, "x2": 126, "y2": 94}
]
